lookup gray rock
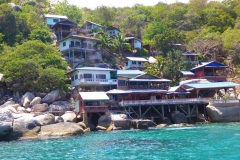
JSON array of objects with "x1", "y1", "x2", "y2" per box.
[
  {"x1": 17, "y1": 107, "x2": 26, "y2": 113},
  {"x1": 0, "y1": 110, "x2": 13, "y2": 122},
  {"x1": 171, "y1": 111, "x2": 188, "y2": 124},
  {"x1": 1, "y1": 105, "x2": 17, "y2": 113},
  {"x1": 30, "y1": 97, "x2": 41, "y2": 107},
  {"x1": 41, "y1": 90, "x2": 61, "y2": 104},
  {"x1": 49, "y1": 101, "x2": 73, "y2": 113},
  {"x1": 35, "y1": 114, "x2": 55, "y2": 126},
  {"x1": 98, "y1": 115, "x2": 112, "y2": 128},
  {"x1": 26, "y1": 108, "x2": 31, "y2": 113},
  {"x1": 39, "y1": 122, "x2": 84, "y2": 138},
  {"x1": 8, "y1": 116, "x2": 41, "y2": 139},
  {"x1": 61, "y1": 111, "x2": 76, "y2": 122},
  {"x1": 161, "y1": 117, "x2": 172, "y2": 125},
  {"x1": 31, "y1": 103, "x2": 49, "y2": 112},
  {"x1": 55, "y1": 116, "x2": 64, "y2": 123},
  {"x1": 0, "y1": 110, "x2": 13, "y2": 137},
  {"x1": 21, "y1": 92, "x2": 35, "y2": 108}
]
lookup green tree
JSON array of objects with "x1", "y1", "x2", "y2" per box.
[
  {"x1": 94, "y1": 5, "x2": 115, "y2": 30},
  {"x1": 113, "y1": 34, "x2": 130, "y2": 55},
  {"x1": 29, "y1": 28, "x2": 52, "y2": 43},
  {"x1": 153, "y1": 28, "x2": 185, "y2": 55},
  {"x1": 53, "y1": 0, "x2": 83, "y2": 24},
  {"x1": 144, "y1": 55, "x2": 164, "y2": 77},
  {"x1": 0, "y1": 40, "x2": 68, "y2": 92},
  {"x1": 162, "y1": 50, "x2": 192, "y2": 83}
]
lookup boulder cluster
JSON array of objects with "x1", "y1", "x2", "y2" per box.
[{"x1": 0, "y1": 90, "x2": 89, "y2": 140}]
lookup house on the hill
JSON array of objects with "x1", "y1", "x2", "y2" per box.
[
  {"x1": 68, "y1": 67, "x2": 117, "y2": 91},
  {"x1": 181, "y1": 51, "x2": 200, "y2": 65},
  {"x1": 125, "y1": 33, "x2": 142, "y2": 51},
  {"x1": 44, "y1": 14, "x2": 68, "y2": 28},
  {"x1": 180, "y1": 61, "x2": 228, "y2": 82},
  {"x1": 59, "y1": 35, "x2": 100, "y2": 67},
  {"x1": 51, "y1": 19, "x2": 77, "y2": 41},
  {"x1": 106, "y1": 26, "x2": 120, "y2": 37},
  {"x1": 80, "y1": 21, "x2": 103, "y2": 34},
  {"x1": 124, "y1": 57, "x2": 148, "y2": 70}
]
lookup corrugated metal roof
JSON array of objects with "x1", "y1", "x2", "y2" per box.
[
  {"x1": 183, "y1": 82, "x2": 240, "y2": 89},
  {"x1": 106, "y1": 89, "x2": 167, "y2": 94},
  {"x1": 59, "y1": 35, "x2": 100, "y2": 42},
  {"x1": 180, "y1": 71, "x2": 195, "y2": 75},
  {"x1": 126, "y1": 57, "x2": 148, "y2": 62},
  {"x1": 190, "y1": 61, "x2": 228, "y2": 71},
  {"x1": 79, "y1": 92, "x2": 109, "y2": 101},
  {"x1": 44, "y1": 14, "x2": 68, "y2": 19},
  {"x1": 129, "y1": 79, "x2": 171, "y2": 82},
  {"x1": 117, "y1": 70, "x2": 145, "y2": 75},
  {"x1": 167, "y1": 86, "x2": 190, "y2": 94},
  {"x1": 181, "y1": 52, "x2": 199, "y2": 56},
  {"x1": 168, "y1": 86, "x2": 180, "y2": 92},
  {"x1": 75, "y1": 67, "x2": 116, "y2": 71}
]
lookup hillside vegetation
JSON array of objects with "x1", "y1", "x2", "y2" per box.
[{"x1": 1, "y1": 0, "x2": 240, "y2": 92}]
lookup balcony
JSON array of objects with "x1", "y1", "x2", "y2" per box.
[
  {"x1": 129, "y1": 85, "x2": 169, "y2": 90},
  {"x1": 188, "y1": 60, "x2": 199, "y2": 65},
  {"x1": 72, "y1": 78, "x2": 117, "y2": 86},
  {"x1": 119, "y1": 98, "x2": 211, "y2": 107}
]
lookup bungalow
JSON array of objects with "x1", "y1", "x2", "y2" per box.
[
  {"x1": 181, "y1": 51, "x2": 200, "y2": 65},
  {"x1": 106, "y1": 26, "x2": 120, "y2": 37},
  {"x1": 124, "y1": 57, "x2": 148, "y2": 70},
  {"x1": 180, "y1": 61, "x2": 228, "y2": 82},
  {"x1": 44, "y1": 14, "x2": 68, "y2": 28},
  {"x1": 68, "y1": 67, "x2": 117, "y2": 91},
  {"x1": 51, "y1": 19, "x2": 77, "y2": 41},
  {"x1": 125, "y1": 33, "x2": 142, "y2": 51},
  {"x1": 59, "y1": 35, "x2": 100, "y2": 67},
  {"x1": 80, "y1": 21, "x2": 103, "y2": 34},
  {"x1": 107, "y1": 73, "x2": 171, "y2": 106},
  {"x1": 76, "y1": 92, "x2": 110, "y2": 125}
]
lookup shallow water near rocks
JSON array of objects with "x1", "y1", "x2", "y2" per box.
[{"x1": 1, "y1": 123, "x2": 240, "y2": 160}]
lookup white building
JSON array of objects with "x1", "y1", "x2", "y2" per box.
[
  {"x1": 124, "y1": 57, "x2": 148, "y2": 70},
  {"x1": 44, "y1": 14, "x2": 68, "y2": 28},
  {"x1": 69, "y1": 67, "x2": 117, "y2": 91}
]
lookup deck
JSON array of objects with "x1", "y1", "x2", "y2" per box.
[{"x1": 119, "y1": 98, "x2": 210, "y2": 107}]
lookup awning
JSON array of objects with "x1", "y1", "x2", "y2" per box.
[{"x1": 79, "y1": 92, "x2": 109, "y2": 101}]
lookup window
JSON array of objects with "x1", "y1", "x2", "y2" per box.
[
  {"x1": 71, "y1": 76, "x2": 74, "y2": 81},
  {"x1": 96, "y1": 74, "x2": 106, "y2": 79},
  {"x1": 118, "y1": 80, "x2": 127, "y2": 86},
  {"x1": 125, "y1": 62, "x2": 128, "y2": 66},
  {"x1": 132, "y1": 61, "x2": 136, "y2": 65},
  {"x1": 110, "y1": 32, "x2": 112, "y2": 35},
  {"x1": 138, "y1": 61, "x2": 142, "y2": 65},
  {"x1": 53, "y1": 19, "x2": 59, "y2": 22},
  {"x1": 75, "y1": 41, "x2": 80, "y2": 47},
  {"x1": 63, "y1": 42, "x2": 66, "y2": 47},
  {"x1": 75, "y1": 74, "x2": 78, "y2": 80},
  {"x1": 84, "y1": 74, "x2": 92, "y2": 79}
]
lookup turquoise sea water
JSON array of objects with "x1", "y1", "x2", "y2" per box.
[{"x1": 1, "y1": 123, "x2": 240, "y2": 160}]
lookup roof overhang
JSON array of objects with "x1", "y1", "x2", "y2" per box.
[{"x1": 79, "y1": 92, "x2": 109, "y2": 101}]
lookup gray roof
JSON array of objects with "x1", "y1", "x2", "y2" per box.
[
  {"x1": 129, "y1": 79, "x2": 171, "y2": 82},
  {"x1": 44, "y1": 14, "x2": 68, "y2": 19},
  {"x1": 183, "y1": 82, "x2": 240, "y2": 89},
  {"x1": 180, "y1": 71, "x2": 195, "y2": 76},
  {"x1": 126, "y1": 57, "x2": 148, "y2": 62},
  {"x1": 117, "y1": 70, "x2": 145, "y2": 75},
  {"x1": 106, "y1": 89, "x2": 167, "y2": 94},
  {"x1": 75, "y1": 67, "x2": 116, "y2": 71},
  {"x1": 79, "y1": 92, "x2": 109, "y2": 101}
]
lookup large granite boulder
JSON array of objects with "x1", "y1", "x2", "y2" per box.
[
  {"x1": 35, "y1": 114, "x2": 55, "y2": 126},
  {"x1": 0, "y1": 110, "x2": 13, "y2": 137},
  {"x1": 98, "y1": 115, "x2": 112, "y2": 128},
  {"x1": 31, "y1": 103, "x2": 49, "y2": 112},
  {"x1": 49, "y1": 101, "x2": 73, "y2": 113},
  {"x1": 1, "y1": 105, "x2": 17, "y2": 113},
  {"x1": 38, "y1": 122, "x2": 84, "y2": 138},
  {"x1": 206, "y1": 103, "x2": 240, "y2": 122},
  {"x1": 21, "y1": 92, "x2": 35, "y2": 108},
  {"x1": 0, "y1": 85, "x2": 7, "y2": 99},
  {"x1": 61, "y1": 111, "x2": 76, "y2": 122},
  {"x1": 17, "y1": 107, "x2": 26, "y2": 113},
  {"x1": 41, "y1": 90, "x2": 61, "y2": 104},
  {"x1": 30, "y1": 97, "x2": 41, "y2": 107},
  {"x1": 8, "y1": 115, "x2": 41, "y2": 139},
  {"x1": 161, "y1": 117, "x2": 172, "y2": 125},
  {"x1": 171, "y1": 111, "x2": 188, "y2": 124}
]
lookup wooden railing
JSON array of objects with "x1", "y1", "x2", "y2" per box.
[{"x1": 119, "y1": 98, "x2": 211, "y2": 106}]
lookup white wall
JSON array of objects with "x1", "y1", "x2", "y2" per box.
[
  {"x1": 71, "y1": 70, "x2": 112, "y2": 86},
  {"x1": 124, "y1": 60, "x2": 144, "y2": 69},
  {"x1": 59, "y1": 38, "x2": 95, "y2": 51},
  {"x1": 134, "y1": 40, "x2": 142, "y2": 49}
]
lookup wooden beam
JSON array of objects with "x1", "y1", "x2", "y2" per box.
[
  {"x1": 152, "y1": 106, "x2": 163, "y2": 117},
  {"x1": 141, "y1": 106, "x2": 152, "y2": 118}
]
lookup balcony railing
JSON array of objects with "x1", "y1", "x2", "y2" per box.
[
  {"x1": 129, "y1": 85, "x2": 169, "y2": 90},
  {"x1": 119, "y1": 98, "x2": 211, "y2": 106},
  {"x1": 79, "y1": 78, "x2": 117, "y2": 84}
]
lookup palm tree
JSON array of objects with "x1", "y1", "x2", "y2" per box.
[
  {"x1": 93, "y1": 33, "x2": 114, "y2": 53},
  {"x1": 113, "y1": 34, "x2": 130, "y2": 55},
  {"x1": 144, "y1": 56, "x2": 165, "y2": 77}
]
